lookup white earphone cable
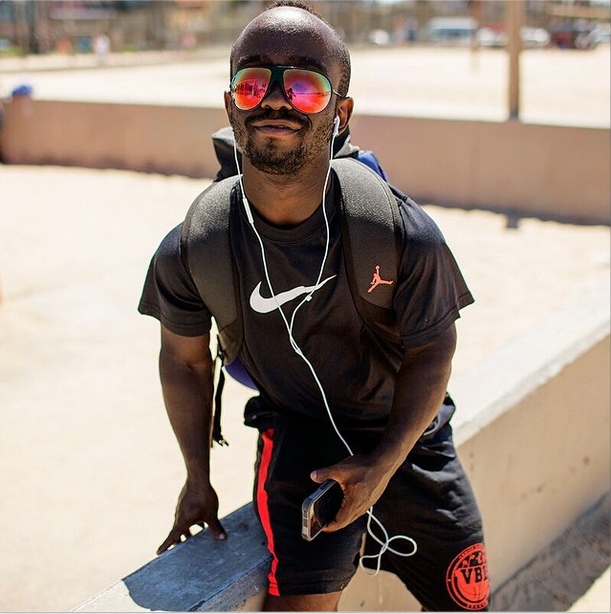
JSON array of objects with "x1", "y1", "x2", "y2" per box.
[{"x1": 232, "y1": 121, "x2": 416, "y2": 573}]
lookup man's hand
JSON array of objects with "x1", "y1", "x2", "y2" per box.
[
  {"x1": 157, "y1": 480, "x2": 226, "y2": 555},
  {"x1": 310, "y1": 454, "x2": 391, "y2": 532},
  {"x1": 156, "y1": 328, "x2": 223, "y2": 555}
]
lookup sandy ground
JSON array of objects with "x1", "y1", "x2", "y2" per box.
[
  {"x1": 0, "y1": 45, "x2": 609, "y2": 127},
  {"x1": 0, "y1": 44, "x2": 609, "y2": 612}
]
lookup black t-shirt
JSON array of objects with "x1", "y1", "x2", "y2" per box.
[{"x1": 138, "y1": 178, "x2": 473, "y2": 430}]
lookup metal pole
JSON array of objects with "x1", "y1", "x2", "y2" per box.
[
  {"x1": 506, "y1": 0, "x2": 524, "y2": 120},
  {"x1": 470, "y1": 0, "x2": 483, "y2": 70}
]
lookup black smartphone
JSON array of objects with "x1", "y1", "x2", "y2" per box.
[{"x1": 301, "y1": 479, "x2": 344, "y2": 541}]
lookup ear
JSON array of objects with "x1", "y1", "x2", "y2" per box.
[
  {"x1": 224, "y1": 91, "x2": 234, "y2": 124},
  {"x1": 335, "y1": 96, "x2": 354, "y2": 135}
]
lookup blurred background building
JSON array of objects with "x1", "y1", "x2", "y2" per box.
[{"x1": 0, "y1": 0, "x2": 609, "y2": 57}]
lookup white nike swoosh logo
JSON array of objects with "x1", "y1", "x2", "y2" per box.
[{"x1": 249, "y1": 275, "x2": 336, "y2": 314}]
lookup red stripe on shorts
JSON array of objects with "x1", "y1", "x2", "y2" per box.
[{"x1": 256, "y1": 428, "x2": 280, "y2": 596}]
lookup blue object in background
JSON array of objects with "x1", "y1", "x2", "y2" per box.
[{"x1": 11, "y1": 84, "x2": 33, "y2": 97}]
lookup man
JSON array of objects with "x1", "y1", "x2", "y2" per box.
[{"x1": 138, "y1": 1, "x2": 490, "y2": 611}]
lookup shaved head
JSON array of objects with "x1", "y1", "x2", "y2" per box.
[
  {"x1": 225, "y1": 0, "x2": 354, "y2": 176},
  {"x1": 230, "y1": 1, "x2": 351, "y2": 96}
]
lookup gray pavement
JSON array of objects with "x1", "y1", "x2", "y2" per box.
[{"x1": 0, "y1": 46, "x2": 609, "y2": 612}]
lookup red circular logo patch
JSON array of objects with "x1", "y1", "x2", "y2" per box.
[{"x1": 445, "y1": 543, "x2": 490, "y2": 610}]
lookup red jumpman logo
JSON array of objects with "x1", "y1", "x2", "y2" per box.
[{"x1": 368, "y1": 265, "x2": 394, "y2": 293}]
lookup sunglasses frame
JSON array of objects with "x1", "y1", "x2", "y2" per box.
[{"x1": 230, "y1": 65, "x2": 342, "y2": 114}]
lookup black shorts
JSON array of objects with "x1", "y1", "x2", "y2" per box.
[{"x1": 248, "y1": 396, "x2": 490, "y2": 612}]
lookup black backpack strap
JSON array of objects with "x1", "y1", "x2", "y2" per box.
[
  {"x1": 181, "y1": 177, "x2": 244, "y2": 364},
  {"x1": 181, "y1": 177, "x2": 244, "y2": 447},
  {"x1": 211, "y1": 335, "x2": 229, "y2": 447},
  {"x1": 211, "y1": 126, "x2": 239, "y2": 181},
  {"x1": 332, "y1": 158, "x2": 402, "y2": 343}
]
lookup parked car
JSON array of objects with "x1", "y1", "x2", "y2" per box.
[
  {"x1": 475, "y1": 25, "x2": 505, "y2": 48},
  {"x1": 521, "y1": 26, "x2": 552, "y2": 48},
  {"x1": 589, "y1": 23, "x2": 611, "y2": 45},
  {"x1": 550, "y1": 20, "x2": 606, "y2": 49},
  {"x1": 476, "y1": 24, "x2": 551, "y2": 48},
  {"x1": 423, "y1": 17, "x2": 478, "y2": 45}
]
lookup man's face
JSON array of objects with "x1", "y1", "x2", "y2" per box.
[{"x1": 226, "y1": 8, "x2": 344, "y2": 175}]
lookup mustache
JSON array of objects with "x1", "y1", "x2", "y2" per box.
[{"x1": 245, "y1": 109, "x2": 309, "y2": 129}]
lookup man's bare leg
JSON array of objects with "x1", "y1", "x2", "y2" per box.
[{"x1": 263, "y1": 591, "x2": 343, "y2": 611}]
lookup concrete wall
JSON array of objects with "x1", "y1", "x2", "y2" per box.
[
  {"x1": 445, "y1": 283, "x2": 610, "y2": 602},
  {"x1": 1, "y1": 97, "x2": 609, "y2": 224},
  {"x1": 350, "y1": 114, "x2": 611, "y2": 224},
  {"x1": 0, "y1": 98, "x2": 227, "y2": 179},
  {"x1": 74, "y1": 284, "x2": 610, "y2": 612}
]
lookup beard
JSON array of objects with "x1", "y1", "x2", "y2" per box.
[
  {"x1": 232, "y1": 111, "x2": 333, "y2": 175},
  {"x1": 246, "y1": 139, "x2": 309, "y2": 175}
]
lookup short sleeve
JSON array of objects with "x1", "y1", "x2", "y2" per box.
[
  {"x1": 394, "y1": 197, "x2": 474, "y2": 347},
  {"x1": 137, "y1": 224, "x2": 212, "y2": 336}
]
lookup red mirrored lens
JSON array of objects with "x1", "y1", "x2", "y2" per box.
[
  {"x1": 231, "y1": 67, "x2": 271, "y2": 110},
  {"x1": 283, "y1": 69, "x2": 332, "y2": 113},
  {"x1": 231, "y1": 67, "x2": 333, "y2": 114}
]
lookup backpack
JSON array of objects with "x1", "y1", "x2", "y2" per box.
[{"x1": 187, "y1": 129, "x2": 402, "y2": 444}]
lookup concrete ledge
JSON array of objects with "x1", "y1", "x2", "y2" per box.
[
  {"x1": 73, "y1": 504, "x2": 269, "y2": 612},
  {"x1": 74, "y1": 283, "x2": 610, "y2": 612},
  {"x1": 449, "y1": 282, "x2": 610, "y2": 591},
  {"x1": 451, "y1": 282, "x2": 610, "y2": 446}
]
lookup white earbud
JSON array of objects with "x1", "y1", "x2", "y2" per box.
[{"x1": 333, "y1": 116, "x2": 340, "y2": 137}]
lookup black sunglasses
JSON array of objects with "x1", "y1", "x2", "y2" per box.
[{"x1": 230, "y1": 65, "x2": 341, "y2": 114}]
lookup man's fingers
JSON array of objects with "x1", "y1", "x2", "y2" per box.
[
  {"x1": 310, "y1": 467, "x2": 332, "y2": 484},
  {"x1": 206, "y1": 518, "x2": 227, "y2": 541},
  {"x1": 157, "y1": 519, "x2": 226, "y2": 555},
  {"x1": 157, "y1": 523, "x2": 194, "y2": 554},
  {"x1": 157, "y1": 529, "x2": 181, "y2": 555}
]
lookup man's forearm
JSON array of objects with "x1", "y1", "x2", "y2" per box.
[
  {"x1": 159, "y1": 348, "x2": 215, "y2": 480},
  {"x1": 371, "y1": 324, "x2": 456, "y2": 478}
]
